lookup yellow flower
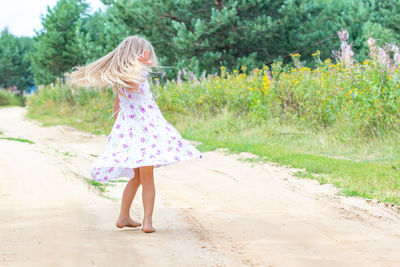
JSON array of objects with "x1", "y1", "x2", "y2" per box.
[{"x1": 312, "y1": 50, "x2": 320, "y2": 56}]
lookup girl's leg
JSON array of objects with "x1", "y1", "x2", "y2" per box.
[
  {"x1": 138, "y1": 165, "x2": 156, "y2": 233},
  {"x1": 116, "y1": 168, "x2": 142, "y2": 228}
]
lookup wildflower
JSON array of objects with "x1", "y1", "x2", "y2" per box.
[{"x1": 312, "y1": 50, "x2": 320, "y2": 56}]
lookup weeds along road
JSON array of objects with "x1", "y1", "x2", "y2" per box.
[{"x1": 0, "y1": 106, "x2": 400, "y2": 267}]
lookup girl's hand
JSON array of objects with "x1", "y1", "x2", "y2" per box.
[{"x1": 138, "y1": 50, "x2": 153, "y2": 66}]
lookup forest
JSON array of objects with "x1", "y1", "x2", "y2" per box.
[{"x1": 1, "y1": 0, "x2": 400, "y2": 88}]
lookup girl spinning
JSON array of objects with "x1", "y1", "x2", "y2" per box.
[{"x1": 69, "y1": 36, "x2": 203, "y2": 233}]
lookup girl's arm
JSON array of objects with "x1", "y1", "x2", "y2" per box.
[{"x1": 113, "y1": 94, "x2": 120, "y2": 121}]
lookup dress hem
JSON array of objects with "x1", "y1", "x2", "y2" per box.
[{"x1": 91, "y1": 152, "x2": 203, "y2": 183}]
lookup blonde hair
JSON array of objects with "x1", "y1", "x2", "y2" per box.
[{"x1": 67, "y1": 35, "x2": 159, "y2": 96}]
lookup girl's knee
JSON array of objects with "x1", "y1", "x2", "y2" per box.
[{"x1": 138, "y1": 165, "x2": 154, "y2": 177}]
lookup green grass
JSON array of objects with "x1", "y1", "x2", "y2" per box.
[
  {"x1": 0, "y1": 136, "x2": 35, "y2": 144},
  {"x1": 0, "y1": 90, "x2": 25, "y2": 106},
  {"x1": 173, "y1": 111, "x2": 400, "y2": 206}
]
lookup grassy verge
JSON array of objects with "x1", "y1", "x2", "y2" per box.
[
  {"x1": 172, "y1": 111, "x2": 399, "y2": 206},
  {"x1": 0, "y1": 90, "x2": 25, "y2": 106}
]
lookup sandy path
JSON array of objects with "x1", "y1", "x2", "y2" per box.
[{"x1": 0, "y1": 106, "x2": 399, "y2": 267}]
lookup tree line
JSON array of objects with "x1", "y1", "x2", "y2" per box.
[{"x1": 1, "y1": 0, "x2": 400, "y2": 90}]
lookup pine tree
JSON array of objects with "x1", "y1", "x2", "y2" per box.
[
  {"x1": 0, "y1": 28, "x2": 34, "y2": 91},
  {"x1": 29, "y1": 0, "x2": 89, "y2": 85}
]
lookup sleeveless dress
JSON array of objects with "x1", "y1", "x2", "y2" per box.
[{"x1": 90, "y1": 79, "x2": 203, "y2": 182}]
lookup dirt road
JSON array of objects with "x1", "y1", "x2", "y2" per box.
[{"x1": 0, "y1": 107, "x2": 399, "y2": 267}]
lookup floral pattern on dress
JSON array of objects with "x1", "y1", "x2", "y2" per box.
[{"x1": 90, "y1": 80, "x2": 203, "y2": 182}]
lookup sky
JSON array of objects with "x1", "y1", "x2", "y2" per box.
[{"x1": 0, "y1": 0, "x2": 105, "y2": 37}]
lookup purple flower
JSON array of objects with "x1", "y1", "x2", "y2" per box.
[
  {"x1": 141, "y1": 147, "x2": 146, "y2": 151},
  {"x1": 176, "y1": 148, "x2": 180, "y2": 152},
  {"x1": 167, "y1": 140, "x2": 171, "y2": 144},
  {"x1": 107, "y1": 136, "x2": 111, "y2": 143},
  {"x1": 178, "y1": 140, "x2": 183, "y2": 147},
  {"x1": 130, "y1": 104, "x2": 134, "y2": 110},
  {"x1": 114, "y1": 159, "x2": 120, "y2": 163},
  {"x1": 149, "y1": 122, "x2": 155, "y2": 128},
  {"x1": 148, "y1": 104, "x2": 153, "y2": 109},
  {"x1": 167, "y1": 147, "x2": 172, "y2": 152},
  {"x1": 129, "y1": 114, "x2": 135, "y2": 119},
  {"x1": 174, "y1": 156, "x2": 180, "y2": 161},
  {"x1": 128, "y1": 94, "x2": 132, "y2": 99},
  {"x1": 140, "y1": 106, "x2": 146, "y2": 113},
  {"x1": 141, "y1": 116, "x2": 145, "y2": 121},
  {"x1": 108, "y1": 167, "x2": 114, "y2": 173},
  {"x1": 136, "y1": 159, "x2": 143, "y2": 164},
  {"x1": 141, "y1": 137, "x2": 146, "y2": 143},
  {"x1": 153, "y1": 134, "x2": 158, "y2": 139},
  {"x1": 166, "y1": 126, "x2": 171, "y2": 131},
  {"x1": 124, "y1": 157, "x2": 129, "y2": 162},
  {"x1": 151, "y1": 143, "x2": 156, "y2": 148},
  {"x1": 171, "y1": 136, "x2": 176, "y2": 140},
  {"x1": 116, "y1": 124, "x2": 120, "y2": 129},
  {"x1": 188, "y1": 151, "x2": 193, "y2": 156},
  {"x1": 200, "y1": 155, "x2": 203, "y2": 158},
  {"x1": 149, "y1": 154, "x2": 155, "y2": 158},
  {"x1": 104, "y1": 176, "x2": 108, "y2": 181},
  {"x1": 156, "y1": 150, "x2": 161, "y2": 155},
  {"x1": 144, "y1": 126, "x2": 148, "y2": 132},
  {"x1": 123, "y1": 144, "x2": 129, "y2": 149},
  {"x1": 119, "y1": 133, "x2": 124, "y2": 138}
]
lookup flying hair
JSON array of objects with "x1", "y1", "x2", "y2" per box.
[{"x1": 66, "y1": 35, "x2": 159, "y2": 97}]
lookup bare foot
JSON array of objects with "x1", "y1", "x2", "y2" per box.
[
  {"x1": 116, "y1": 217, "x2": 142, "y2": 228},
  {"x1": 142, "y1": 225, "x2": 156, "y2": 233},
  {"x1": 142, "y1": 217, "x2": 156, "y2": 233}
]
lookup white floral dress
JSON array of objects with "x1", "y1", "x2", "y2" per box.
[{"x1": 90, "y1": 79, "x2": 203, "y2": 182}]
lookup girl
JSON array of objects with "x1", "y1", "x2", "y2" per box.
[{"x1": 68, "y1": 36, "x2": 203, "y2": 233}]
